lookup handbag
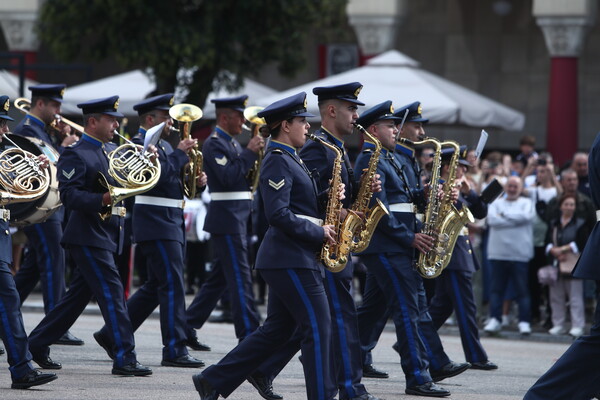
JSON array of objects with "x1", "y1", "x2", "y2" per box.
[
  {"x1": 537, "y1": 265, "x2": 557, "y2": 286},
  {"x1": 558, "y1": 252, "x2": 579, "y2": 275}
]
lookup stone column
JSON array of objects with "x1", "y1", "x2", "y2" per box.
[
  {"x1": 533, "y1": 1, "x2": 596, "y2": 165},
  {"x1": 0, "y1": 2, "x2": 40, "y2": 82},
  {"x1": 346, "y1": 0, "x2": 407, "y2": 63}
]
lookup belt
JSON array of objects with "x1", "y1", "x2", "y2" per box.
[
  {"x1": 416, "y1": 213, "x2": 424, "y2": 223},
  {"x1": 0, "y1": 209, "x2": 10, "y2": 220},
  {"x1": 596, "y1": 210, "x2": 600, "y2": 221},
  {"x1": 210, "y1": 191, "x2": 253, "y2": 201},
  {"x1": 460, "y1": 226, "x2": 469, "y2": 236},
  {"x1": 295, "y1": 214, "x2": 323, "y2": 226},
  {"x1": 111, "y1": 206, "x2": 127, "y2": 217},
  {"x1": 389, "y1": 203, "x2": 416, "y2": 213},
  {"x1": 136, "y1": 195, "x2": 185, "y2": 209}
]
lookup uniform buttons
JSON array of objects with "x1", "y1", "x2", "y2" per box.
[
  {"x1": 466, "y1": 239, "x2": 470, "y2": 244},
  {"x1": 4, "y1": 230, "x2": 9, "y2": 235},
  {"x1": 468, "y1": 249, "x2": 472, "y2": 254}
]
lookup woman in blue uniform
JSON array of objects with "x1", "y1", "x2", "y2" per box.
[{"x1": 192, "y1": 92, "x2": 339, "y2": 400}]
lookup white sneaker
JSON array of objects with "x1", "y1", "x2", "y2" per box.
[
  {"x1": 501, "y1": 315, "x2": 511, "y2": 327},
  {"x1": 569, "y1": 327, "x2": 584, "y2": 338},
  {"x1": 548, "y1": 326, "x2": 566, "y2": 335},
  {"x1": 518, "y1": 321, "x2": 531, "y2": 335},
  {"x1": 484, "y1": 318, "x2": 501, "y2": 333}
]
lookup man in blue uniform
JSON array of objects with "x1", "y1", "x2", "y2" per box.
[
  {"x1": 428, "y1": 146, "x2": 497, "y2": 371},
  {"x1": 12, "y1": 84, "x2": 83, "y2": 346},
  {"x1": 0, "y1": 95, "x2": 57, "y2": 389},
  {"x1": 524, "y1": 132, "x2": 600, "y2": 400},
  {"x1": 355, "y1": 101, "x2": 465, "y2": 397},
  {"x1": 193, "y1": 92, "x2": 337, "y2": 400},
  {"x1": 186, "y1": 95, "x2": 263, "y2": 342},
  {"x1": 27, "y1": 96, "x2": 152, "y2": 376},
  {"x1": 93, "y1": 94, "x2": 205, "y2": 367}
]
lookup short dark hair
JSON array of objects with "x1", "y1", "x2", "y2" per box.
[{"x1": 520, "y1": 135, "x2": 535, "y2": 147}]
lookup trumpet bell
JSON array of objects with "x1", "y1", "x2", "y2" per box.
[
  {"x1": 169, "y1": 103, "x2": 203, "y2": 122},
  {"x1": 243, "y1": 106, "x2": 266, "y2": 126}
]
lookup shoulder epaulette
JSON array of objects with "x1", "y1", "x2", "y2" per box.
[
  {"x1": 362, "y1": 149, "x2": 374, "y2": 154},
  {"x1": 272, "y1": 148, "x2": 283, "y2": 154}
]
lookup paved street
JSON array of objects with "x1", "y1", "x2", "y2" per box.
[{"x1": 1, "y1": 296, "x2": 574, "y2": 400}]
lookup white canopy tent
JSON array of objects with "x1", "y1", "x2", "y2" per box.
[
  {"x1": 255, "y1": 50, "x2": 525, "y2": 131},
  {"x1": 61, "y1": 70, "x2": 277, "y2": 117}
]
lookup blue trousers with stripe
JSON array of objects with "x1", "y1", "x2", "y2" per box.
[
  {"x1": 256, "y1": 261, "x2": 368, "y2": 399},
  {"x1": 0, "y1": 261, "x2": 35, "y2": 380},
  {"x1": 99, "y1": 240, "x2": 189, "y2": 360},
  {"x1": 14, "y1": 221, "x2": 66, "y2": 313},
  {"x1": 186, "y1": 234, "x2": 260, "y2": 340},
  {"x1": 203, "y1": 268, "x2": 335, "y2": 400},
  {"x1": 357, "y1": 253, "x2": 436, "y2": 388},
  {"x1": 429, "y1": 269, "x2": 488, "y2": 364},
  {"x1": 28, "y1": 246, "x2": 137, "y2": 368}
]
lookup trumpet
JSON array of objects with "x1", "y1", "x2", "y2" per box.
[
  {"x1": 169, "y1": 103, "x2": 203, "y2": 199},
  {"x1": 243, "y1": 106, "x2": 269, "y2": 194}
]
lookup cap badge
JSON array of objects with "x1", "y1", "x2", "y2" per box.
[
  {"x1": 169, "y1": 97, "x2": 174, "y2": 106},
  {"x1": 243, "y1": 98, "x2": 248, "y2": 107},
  {"x1": 113, "y1": 99, "x2": 120, "y2": 110},
  {"x1": 60, "y1": 88, "x2": 65, "y2": 97},
  {"x1": 417, "y1": 104, "x2": 422, "y2": 115},
  {"x1": 354, "y1": 86, "x2": 362, "y2": 98},
  {"x1": 389, "y1": 105, "x2": 394, "y2": 114},
  {"x1": 303, "y1": 97, "x2": 308, "y2": 109},
  {"x1": 3, "y1": 99, "x2": 9, "y2": 112}
]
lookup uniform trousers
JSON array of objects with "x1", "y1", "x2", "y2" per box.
[
  {"x1": 256, "y1": 261, "x2": 367, "y2": 399},
  {"x1": 99, "y1": 240, "x2": 189, "y2": 360},
  {"x1": 524, "y1": 290, "x2": 600, "y2": 400},
  {"x1": 186, "y1": 234, "x2": 260, "y2": 340},
  {"x1": 0, "y1": 261, "x2": 35, "y2": 380},
  {"x1": 28, "y1": 245, "x2": 136, "y2": 368},
  {"x1": 203, "y1": 268, "x2": 335, "y2": 400},
  {"x1": 357, "y1": 253, "x2": 450, "y2": 387},
  {"x1": 14, "y1": 221, "x2": 66, "y2": 313},
  {"x1": 429, "y1": 269, "x2": 488, "y2": 363}
]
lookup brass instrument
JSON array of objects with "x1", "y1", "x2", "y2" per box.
[
  {"x1": 169, "y1": 103, "x2": 203, "y2": 199},
  {"x1": 14, "y1": 97, "x2": 85, "y2": 136},
  {"x1": 349, "y1": 123, "x2": 389, "y2": 253},
  {"x1": 0, "y1": 135, "x2": 50, "y2": 206},
  {"x1": 243, "y1": 106, "x2": 269, "y2": 194},
  {"x1": 306, "y1": 133, "x2": 362, "y2": 273},
  {"x1": 97, "y1": 130, "x2": 162, "y2": 220}
]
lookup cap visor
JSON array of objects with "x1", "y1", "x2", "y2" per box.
[
  {"x1": 344, "y1": 98, "x2": 365, "y2": 106},
  {"x1": 296, "y1": 111, "x2": 315, "y2": 118},
  {"x1": 104, "y1": 111, "x2": 125, "y2": 118},
  {"x1": 0, "y1": 115, "x2": 14, "y2": 121}
]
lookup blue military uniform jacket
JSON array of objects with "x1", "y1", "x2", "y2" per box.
[
  {"x1": 13, "y1": 114, "x2": 65, "y2": 223},
  {"x1": 300, "y1": 128, "x2": 356, "y2": 210},
  {"x1": 131, "y1": 129, "x2": 189, "y2": 244},
  {"x1": 354, "y1": 142, "x2": 416, "y2": 255},
  {"x1": 57, "y1": 134, "x2": 124, "y2": 253},
  {"x1": 445, "y1": 190, "x2": 487, "y2": 272},
  {"x1": 255, "y1": 142, "x2": 324, "y2": 271},
  {"x1": 202, "y1": 127, "x2": 257, "y2": 234},
  {"x1": 573, "y1": 132, "x2": 600, "y2": 280}
]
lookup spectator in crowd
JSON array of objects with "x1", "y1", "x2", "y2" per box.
[
  {"x1": 545, "y1": 194, "x2": 589, "y2": 338},
  {"x1": 546, "y1": 169, "x2": 596, "y2": 232},
  {"x1": 572, "y1": 152, "x2": 590, "y2": 198},
  {"x1": 523, "y1": 159, "x2": 562, "y2": 325},
  {"x1": 465, "y1": 149, "x2": 482, "y2": 189},
  {"x1": 515, "y1": 135, "x2": 538, "y2": 165},
  {"x1": 484, "y1": 176, "x2": 536, "y2": 335}
]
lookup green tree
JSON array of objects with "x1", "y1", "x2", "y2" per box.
[{"x1": 37, "y1": 0, "x2": 349, "y2": 106}]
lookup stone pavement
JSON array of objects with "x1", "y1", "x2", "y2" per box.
[{"x1": 0, "y1": 294, "x2": 576, "y2": 399}]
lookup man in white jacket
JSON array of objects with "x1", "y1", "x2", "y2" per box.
[{"x1": 484, "y1": 176, "x2": 536, "y2": 335}]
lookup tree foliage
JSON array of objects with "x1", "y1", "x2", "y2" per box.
[{"x1": 37, "y1": 0, "x2": 349, "y2": 105}]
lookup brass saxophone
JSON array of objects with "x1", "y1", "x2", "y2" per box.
[
  {"x1": 349, "y1": 123, "x2": 389, "y2": 253},
  {"x1": 243, "y1": 106, "x2": 269, "y2": 194},
  {"x1": 306, "y1": 133, "x2": 362, "y2": 273}
]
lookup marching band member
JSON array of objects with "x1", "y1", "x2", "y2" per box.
[
  {"x1": 354, "y1": 101, "x2": 458, "y2": 397},
  {"x1": 12, "y1": 84, "x2": 83, "y2": 346},
  {"x1": 93, "y1": 94, "x2": 206, "y2": 367},
  {"x1": 193, "y1": 92, "x2": 338, "y2": 400},
  {"x1": 0, "y1": 95, "x2": 57, "y2": 389},
  {"x1": 185, "y1": 95, "x2": 263, "y2": 343},
  {"x1": 27, "y1": 96, "x2": 152, "y2": 376}
]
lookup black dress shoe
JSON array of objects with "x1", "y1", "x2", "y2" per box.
[
  {"x1": 192, "y1": 374, "x2": 219, "y2": 400},
  {"x1": 186, "y1": 336, "x2": 211, "y2": 351},
  {"x1": 32, "y1": 355, "x2": 62, "y2": 370},
  {"x1": 112, "y1": 362, "x2": 152, "y2": 376},
  {"x1": 350, "y1": 394, "x2": 382, "y2": 400},
  {"x1": 247, "y1": 372, "x2": 283, "y2": 400},
  {"x1": 405, "y1": 382, "x2": 450, "y2": 397},
  {"x1": 362, "y1": 364, "x2": 389, "y2": 379},
  {"x1": 54, "y1": 331, "x2": 85, "y2": 346},
  {"x1": 470, "y1": 360, "x2": 498, "y2": 370},
  {"x1": 94, "y1": 331, "x2": 115, "y2": 360},
  {"x1": 11, "y1": 369, "x2": 57, "y2": 389},
  {"x1": 161, "y1": 354, "x2": 205, "y2": 368},
  {"x1": 208, "y1": 311, "x2": 233, "y2": 323},
  {"x1": 430, "y1": 361, "x2": 471, "y2": 382}
]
